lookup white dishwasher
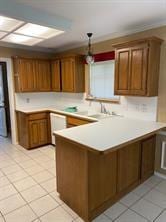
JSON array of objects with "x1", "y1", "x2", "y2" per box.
[{"x1": 50, "y1": 113, "x2": 67, "y2": 145}]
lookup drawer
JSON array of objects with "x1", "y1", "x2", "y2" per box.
[
  {"x1": 67, "y1": 116, "x2": 90, "y2": 126},
  {"x1": 28, "y1": 112, "x2": 47, "y2": 120}
]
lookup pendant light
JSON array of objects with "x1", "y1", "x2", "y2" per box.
[{"x1": 86, "y1": 33, "x2": 94, "y2": 64}]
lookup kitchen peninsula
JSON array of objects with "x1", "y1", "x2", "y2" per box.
[{"x1": 55, "y1": 117, "x2": 166, "y2": 222}]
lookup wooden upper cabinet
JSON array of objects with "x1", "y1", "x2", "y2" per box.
[
  {"x1": 129, "y1": 44, "x2": 148, "y2": 95},
  {"x1": 51, "y1": 60, "x2": 61, "y2": 92},
  {"x1": 61, "y1": 58, "x2": 75, "y2": 92},
  {"x1": 113, "y1": 37, "x2": 162, "y2": 96},
  {"x1": 115, "y1": 48, "x2": 130, "y2": 94},
  {"x1": 60, "y1": 55, "x2": 85, "y2": 93},
  {"x1": 36, "y1": 60, "x2": 51, "y2": 91},
  {"x1": 13, "y1": 57, "x2": 51, "y2": 92},
  {"x1": 13, "y1": 58, "x2": 36, "y2": 92}
]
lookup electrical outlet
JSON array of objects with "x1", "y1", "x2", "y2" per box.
[
  {"x1": 141, "y1": 104, "x2": 147, "y2": 112},
  {"x1": 135, "y1": 104, "x2": 140, "y2": 111},
  {"x1": 26, "y1": 98, "x2": 30, "y2": 103}
]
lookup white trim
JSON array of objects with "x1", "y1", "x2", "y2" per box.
[
  {"x1": 161, "y1": 141, "x2": 166, "y2": 170},
  {"x1": 154, "y1": 171, "x2": 166, "y2": 180},
  {"x1": 0, "y1": 58, "x2": 17, "y2": 144}
]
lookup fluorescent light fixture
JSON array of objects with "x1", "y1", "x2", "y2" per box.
[
  {"x1": 2, "y1": 33, "x2": 43, "y2": 46},
  {"x1": 0, "y1": 16, "x2": 24, "y2": 32},
  {"x1": 0, "y1": 31, "x2": 7, "y2": 39},
  {"x1": 15, "y1": 23, "x2": 64, "y2": 39}
]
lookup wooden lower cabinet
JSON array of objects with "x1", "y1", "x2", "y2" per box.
[
  {"x1": 17, "y1": 111, "x2": 51, "y2": 149},
  {"x1": 56, "y1": 135, "x2": 156, "y2": 222},
  {"x1": 67, "y1": 116, "x2": 95, "y2": 128},
  {"x1": 29, "y1": 119, "x2": 49, "y2": 148}
]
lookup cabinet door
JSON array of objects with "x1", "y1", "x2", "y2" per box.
[
  {"x1": 117, "y1": 142, "x2": 141, "y2": 193},
  {"x1": 141, "y1": 136, "x2": 156, "y2": 181},
  {"x1": 115, "y1": 48, "x2": 130, "y2": 95},
  {"x1": 36, "y1": 60, "x2": 51, "y2": 91},
  {"x1": 51, "y1": 60, "x2": 61, "y2": 91},
  {"x1": 29, "y1": 120, "x2": 39, "y2": 148},
  {"x1": 29, "y1": 119, "x2": 48, "y2": 148},
  {"x1": 17, "y1": 58, "x2": 36, "y2": 92},
  {"x1": 38, "y1": 119, "x2": 49, "y2": 146},
  {"x1": 129, "y1": 44, "x2": 148, "y2": 95},
  {"x1": 61, "y1": 58, "x2": 75, "y2": 92}
]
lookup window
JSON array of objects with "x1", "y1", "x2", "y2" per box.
[{"x1": 86, "y1": 60, "x2": 119, "y2": 103}]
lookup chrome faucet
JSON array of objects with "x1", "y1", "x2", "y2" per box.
[{"x1": 100, "y1": 102, "x2": 110, "y2": 114}]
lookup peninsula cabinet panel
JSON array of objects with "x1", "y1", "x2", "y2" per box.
[
  {"x1": 88, "y1": 151, "x2": 117, "y2": 212},
  {"x1": 117, "y1": 142, "x2": 141, "y2": 193},
  {"x1": 36, "y1": 60, "x2": 51, "y2": 91},
  {"x1": 141, "y1": 136, "x2": 156, "y2": 181},
  {"x1": 13, "y1": 58, "x2": 36, "y2": 92},
  {"x1": 56, "y1": 135, "x2": 156, "y2": 222},
  {"x1": 113, "y1": 37, "x2": 162, "y2": 96},
  {"x1": 51, "y1": 60, "x2": 61, "y2": 91}
]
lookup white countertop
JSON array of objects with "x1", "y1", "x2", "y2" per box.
[
  {"x1": 16, "y1": 107, "x2": 98, "y2": 122},
  {"x1": 55, "y1": 116, "x2": 166, "y2": 153}
]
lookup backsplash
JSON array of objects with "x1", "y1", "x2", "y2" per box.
[{"x1": 15, "y1": 92, "x2": 158, "y2": 121}]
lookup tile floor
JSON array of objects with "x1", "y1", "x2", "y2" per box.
[{"x1": 0, "y1": 137, "x2": 166, "y2": 222}]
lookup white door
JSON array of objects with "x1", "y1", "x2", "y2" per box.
[{"x1": 0, "y1": 65, "x2": 7, "y2": 137}]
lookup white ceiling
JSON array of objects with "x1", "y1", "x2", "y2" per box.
[{"x1": 2, "y1": 0, "x2": 166, "y2": 52}]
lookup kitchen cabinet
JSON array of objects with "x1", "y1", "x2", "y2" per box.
[
  {"x1": 29, "y1": 119, "x2": 49, "y2": 148},
  {"x1": 51, "y1": 60, "x2": 61, "y2": 92},
  {"x1": 36, "y1": 60, "x2": 51, "y2": 91},
  {"x1": 117, "y1": 142, "x2": 141, "y2": 193},
  {"x1": 113, "y1": 37, "x2": 162, "y2": 96},
  {"x1": 61, "y1": 55, "x2": 85, "y2": 92},
  {"x1": 13, "y1": 57, "x2": 51, "y2": 92},
  {"x1": 13, "y1": 55, "x2": 85, "y2": 93},
  {"x1": 13, "y1": 57, "x2": 36, "y2": 92},
  {"x1": 141, "y1": 136, "x2": 156, "y2": 181},
  {"x1": 55, "y1": 135, "x2": 156, "y2": 222},
  {"x1": 17, "y1": 111, "x2": 51, "y2": 149},
  {"x1": 67, "y1": 116, "x2": 95, "y2": 128}
]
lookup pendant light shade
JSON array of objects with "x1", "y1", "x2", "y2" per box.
[{"x1": 86, "y1": 33, "x2": 94, "y2": 64}]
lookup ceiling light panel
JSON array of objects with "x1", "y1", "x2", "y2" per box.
[
  {"x1": 2, "y1": 33, "x2": 43, "y2": 46},
  {"x1": 0, "y1": 16, "x2": 24, "y2": 32},
  {"x1": 15, "y1": 23, "x2": 64, "y2": 39}
]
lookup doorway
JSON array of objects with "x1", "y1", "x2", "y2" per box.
[{"x1": 0, "y1": 62, "x2": 11, "y2": 137}]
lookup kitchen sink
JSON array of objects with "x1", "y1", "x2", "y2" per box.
[
  {"x1": 75, "y1": 111, "x2": 112, "y2": 119},
  {"x1": 88, "y1": 113, "x2": 112, "y2": 119}
]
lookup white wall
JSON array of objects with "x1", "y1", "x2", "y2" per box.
[{"x1": 15, "y1": 92, "x2": 158, "y2": 121}]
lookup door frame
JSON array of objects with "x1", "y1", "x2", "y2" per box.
[
  {"x1": 0, "y1": 62, "x2": 11, "y2": 135},
  {"x1": 0, "y1": 58, "x2": 17, "y2": 144}
]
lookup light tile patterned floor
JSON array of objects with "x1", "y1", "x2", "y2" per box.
[{"x1": 0, "y1": 137, "x2": 166, "y2": 222}]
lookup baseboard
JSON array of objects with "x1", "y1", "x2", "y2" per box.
[{"x1": 154, "y1": 171, "x2": 166, "y2": 180}]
